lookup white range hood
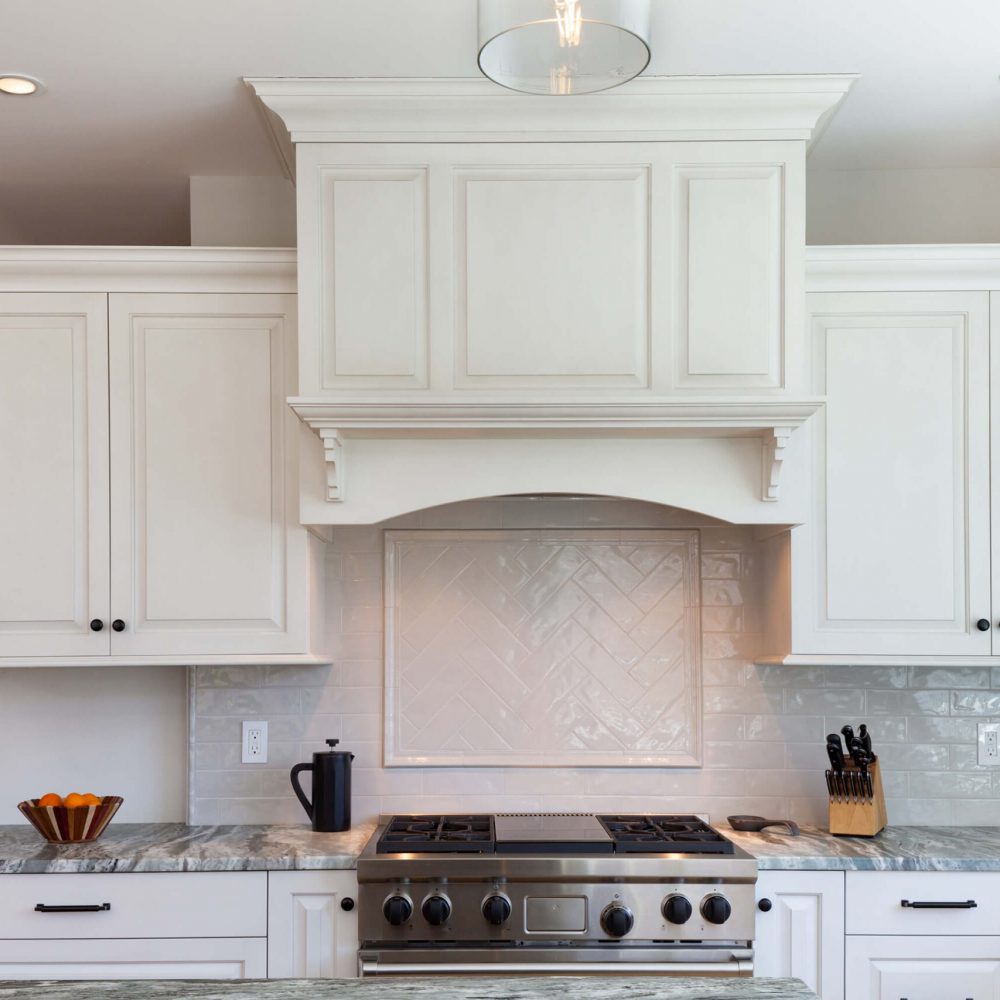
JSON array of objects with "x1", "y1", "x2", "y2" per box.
[{"x1": 249, "y1": 75, "x2": 855, "y2": 525}]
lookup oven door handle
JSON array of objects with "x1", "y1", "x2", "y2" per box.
[{"x1": 361, "y1": 959, "x2": 753, "y2": 976}]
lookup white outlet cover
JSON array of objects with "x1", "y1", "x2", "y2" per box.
[
  {"x1": 977, "y1": 722, "x2": 1000, "y2": 766},
  {"x1": 242, "y1": 720, "x2": 268, "y2": 764}
]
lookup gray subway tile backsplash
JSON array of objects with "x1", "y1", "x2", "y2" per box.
[{"x1": 189, "y1": 498, "x2": 1000, "y2": 828}]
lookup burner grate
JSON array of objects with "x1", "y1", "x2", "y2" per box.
[
  {"x1": 597, "y1": 815, "x2": 736, "y2": 854},
  {"x1": 376, "y1": 815, "x2": 495, "y2": 854}
]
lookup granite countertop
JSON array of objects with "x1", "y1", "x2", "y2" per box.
[
  {"x1": 0, "y1": 822, "x2": 376, "y2": 874},
  {"x1": 0, "y1": 978, "x2": 816, "y2": 1000},
  {"x1": 724, "y1": 824, "x2": 1000, "y2": 871},
  {"x1": 4, "y1": 819, "x2": 998, "y2": 875}
]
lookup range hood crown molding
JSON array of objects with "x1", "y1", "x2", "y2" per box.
[{"x1": 246, "y1": 74, "x2": 857, "y2": 147}]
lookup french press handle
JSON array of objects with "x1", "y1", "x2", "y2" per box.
[{"x1": 289, "y1": 763, "x2": 314, "y2": 819}]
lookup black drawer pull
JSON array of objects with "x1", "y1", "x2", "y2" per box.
[
  {"x1": 900, "y1": 899, "x2": 977, "y2": 909},
  {"x1": 35, "y1": 903, "x2": 111, "y2": 913}
]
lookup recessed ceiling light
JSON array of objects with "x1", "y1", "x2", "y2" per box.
[{"x1": 0, "y1": 75, "x2": 42, "y2": 96}]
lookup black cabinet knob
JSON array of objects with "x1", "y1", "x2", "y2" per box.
[
  {"x1": 482, "y1": 894, "x2": 512, "y2": 926},
  {"x1": 89, "y1": 619, "x2": 104, "y2": 632},
  {"x1": 977, "y1": 618, "x2": 991, "y2": 631},
  {"x1": 111, "y1": 619, "x2": 126, "y2": 632},
  {"x1": 340, "y1": 897, "x2": 355, "y2": 912},
  {"x1": 600, "y1": 904, "x2": 634, "y2": 938},
  {"x1": 382, "y1": 895, "x2": 412, "y2": 926},
  {"x1": 421, "y1": 894, "x2": 451, "y2": 926},
  {"x1": 758, "y1": 898, "x2": 773, "y2": 912},
  {"x1": 701, "y1": 894, "x2": 732, "y2": 925},
  {"x1": 662, "y1": 895, "x2": 693, "y2": 924}
]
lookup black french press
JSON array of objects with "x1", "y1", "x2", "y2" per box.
[{"x1": 290, "y1": 739, "x2": 354, "y2": 832}]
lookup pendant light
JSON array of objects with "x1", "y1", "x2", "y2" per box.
[{"x1": 478, "y1": 0, "x2": 651, "y2": 96}]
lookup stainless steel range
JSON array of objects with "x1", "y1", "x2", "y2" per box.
[{"x1": 357, "y1": 813, "x2": 758, "y2": 977}]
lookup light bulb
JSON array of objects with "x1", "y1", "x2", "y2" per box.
[{"x1": 555, "y1": 0, "x2": 583, "y2": 48}]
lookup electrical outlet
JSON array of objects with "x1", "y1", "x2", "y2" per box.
[
  {"x1": 242, "y1": 721, "x2": 268, "y2": 764},
  {"x1": 977, "y1": 722, "x2": 1000, "y2": 766}
]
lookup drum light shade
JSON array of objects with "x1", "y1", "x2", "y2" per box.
[{"x1": 478, "y1": 0, "x2": 651, "y2": 95}]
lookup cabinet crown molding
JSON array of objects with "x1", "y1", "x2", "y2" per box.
[
  {"x1": 0, "y1": 247, "x2": 297, "y2": 293},
  {"x1": 246, "y1": 74, "x2": 857, "y2": 146},
  {"x1": 807, "y1": 243, "x2": 1000, "y2": 291}
]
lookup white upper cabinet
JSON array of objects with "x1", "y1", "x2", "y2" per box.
[
  {"x1": 295, "y1": 140, "x2": 801, "y2": 397},
  {"x1": 0, "y1": 294, "x2": 110, "y2": 657},
  {"x1": 108, "y1": 293, "x2": 307, "y2": 657},
  {"x1": 790, "y1": 290, "x2": 991, "y2": 657},
  {"x1": 0, "y1": 253, "x2": 321, "y2": 666}
]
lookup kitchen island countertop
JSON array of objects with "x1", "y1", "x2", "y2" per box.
[
  {"x1": 0, "y1": 822, "x2": 376, "y2": 874},
  {"x1": 724, "y1": 823, "x2": 1000, "y2": 871},
  {"x1": 0, "y1": 978, "x2": 816, "y2": 1000}
]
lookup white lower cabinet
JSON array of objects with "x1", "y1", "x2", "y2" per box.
[
  {"x1": 267, "y1": 870, "x2": 360, "y2": 978},
  {"x1": 844, "y1": 872, "x2": 1000, "y2": 1000},
  {"x1": 0, "y1": 938, "x2": 267, "y2": 981},
  {"x1": 846, "y1": 937, "x2": 1000, "y2": 1000},
  {"x1": 0, "y1": 870, "x2": 363, "y2": 982},
  {"x1": 753, "y1": 870, "x2": 845, "y2": 1000},
  {"x1": 0, "y1": 871, "x2": 268, "y2": 981}
]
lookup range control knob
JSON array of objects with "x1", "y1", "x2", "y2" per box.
[
  {"x1": 383, "y1": 895, "x2": 412, "y2": 927},
  {"x1": 482, "y1": 894, "x2": 512, "y2": 926},
  {"x1": 701, "y1": 894, "x2": 732, "y2": 925},
  {"x1": 662, "y1": 894, "x2": 693, "y2": 924},
  {"x1": 600, "y1": 903, "x2": 634, "y2": 938},
  {"x1": 422, "y1": 894, "x2": 452, "y2": 926}
]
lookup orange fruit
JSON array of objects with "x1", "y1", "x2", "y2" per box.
[
  {"x1": 63, "y1": 792, "x2": 87, "y2": 808},
  {"x1": 81, "y1": 794, "x2": 102, "y2": 806},
  {"x1": 38, "y1": 793, "x2": 62, "y2": 808}
]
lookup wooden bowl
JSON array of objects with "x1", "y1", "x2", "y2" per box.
[{"x1": 17, "y1": 797, "x2": 124, "y2": 844}]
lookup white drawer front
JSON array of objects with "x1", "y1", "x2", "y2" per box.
[
  {"x1": 0, "y1": 872, "x2": 266, "y2": 939},
  {"x1": 846, "y1": 871, "x2": 999, "y2": 936},
  {"x1": 846, "y1": 936, "x2": 1000, "y2": 1000},
  {"x1": 0, "y1": 938, "x2": 266, "y2": 980}
]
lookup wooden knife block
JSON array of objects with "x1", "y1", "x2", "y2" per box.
[{"x1": 828, "y1": 759, "x2": 887, "y2": 837}]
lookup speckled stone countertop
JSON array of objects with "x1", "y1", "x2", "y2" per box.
[
  {"x1": 0, "y1": 978, "x2": 816, "y2": 1000},
  {"x1": 0, "y1": 822, "x2": 376, "y2": 874},
  {"x1": 724, "y1": 824, "x2": 1000, "y2": 871}
]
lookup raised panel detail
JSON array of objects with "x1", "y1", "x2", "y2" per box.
[
  {"x1": 846, "y1": 936, "x2": 1000, "y2": 1000},
  {"x1": 797, "y1": 292, "x2": 990, "y2": 656},
  {"x1": 754, "y1": 871, "x2": 845, "y2": 1000},
  {"x1": 675, "y1": 165, "x2": 782, "y2": 388},
  {"x1": 109, "y1": 293, "x2": 298, "y2": 656},
  {"x1": 0, "y1": 293, "x2": 110, "y2": 657},
  {"x1": 384, "y1": 529, "x2": 701, "y2": 767},
  {"x1": 320, "y1": 168, "x2": 428, "y2": 387},
  {"x1": 0, "y1": 939, "x2": 267, "y2": 981},
  {"x1": 268, "y1": 871, "x2": 359, "y2": 979},
  {"x1": 456, "y1": 166, "x2": 650, "y2": 387}
]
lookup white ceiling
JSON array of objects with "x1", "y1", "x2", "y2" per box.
[{"x1": 5, "y1": 0, "x2": 1000, "y2": 244}]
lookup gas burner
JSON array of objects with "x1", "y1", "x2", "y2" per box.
[
  {"x1": 597, "y1": 815, "x2": 736, "y2": 854},
  {"x1": 376, "y1": 815, "x2": 494, "y2": 853}
]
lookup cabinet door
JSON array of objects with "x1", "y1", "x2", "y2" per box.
[
  {"x1": 754, "y1": 870, "x2": 844, "y2": 1000},
  {"x1": 108, "y1": 293, "x2": 305, "y2": 656},
  {"x1": 267, "y1": 870, "x2": 359, "y2": 978},
  {"x1": 0, "y1": 293, "x2": 110, "y2": 657},
  {"x1": 0, "y1": 938, "x2": 266, "y2": 980},
  {"x1": 846, "y1": 936, "x2": 1000, "y2": 1000},
  {"x1": 794, "y1": 291, "x2": 991, "y2": 656}
]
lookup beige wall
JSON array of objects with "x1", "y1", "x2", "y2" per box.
[
  {"x1": 808, "y1": 167, "x2": 1000, "y2": 245},
  {"x1": 189, "y1": 176, "x2": 295, "y2": 247},
  {"x1": 0, "y1": 666, "x2": 189, "y2": 825}
]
